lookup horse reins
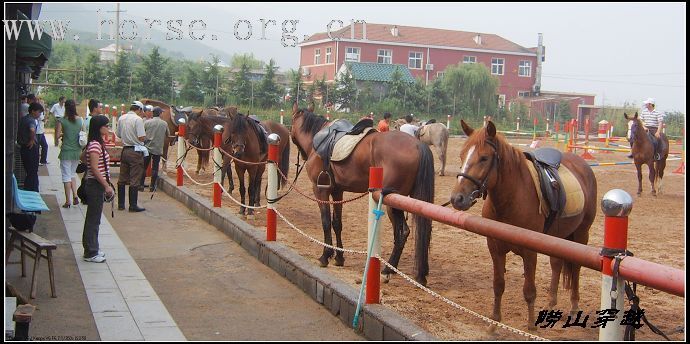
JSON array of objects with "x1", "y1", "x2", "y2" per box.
[{"x1": 456, "y1": 139, "x2": 499, "y2": 205}]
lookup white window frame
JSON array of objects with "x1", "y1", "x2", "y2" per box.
[
  {"x1": 436, "y1": 71, "x2": 445, "y2": 79},
  {"x1": 498, "y1": 94, "x2": 506, "y2": 108},
  {"x1": 377, "y1": 49, "x2": 392, "y2": 64},
  {"x1": 491, "y1": 58, "x2": 504, "y2": 75},
  {"x1": 314, "y1": 48, "x2": 321, "y2": 65},
  {"x1": 326, "y1": 47, "x2": 332, "y2": 63},
  {"x1": 518, "y1": 91, "x2": 530, "y2": 98},
  {"x1": 463, "y1": 56, "x2": 477, "y2": 64},
  {"x1": 408, "y1": 51, "x2": 423, "y2": 69},
  {"x1": 519, "y1": 60, "x2": 531, "y2": 77},
  {"x1": 345, "y1": 47, "x2": 360, "y2": 62}
]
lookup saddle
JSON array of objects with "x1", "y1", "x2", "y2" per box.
[
  {"x1": 313, "y1": 118, "x2": 374, "y2": 188},
  {"x1": 524, "y1": 148, "x2": 566, "y2": 234},
  {"x1": 247, "y1": 115, "x2": 268, "y2": 155}
]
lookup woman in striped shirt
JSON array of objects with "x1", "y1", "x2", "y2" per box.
[{"x1": 81, "y1": 115, "x2": 114, "y2": 263}]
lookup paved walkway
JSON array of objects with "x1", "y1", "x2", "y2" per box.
[{"x1": 7, "y1": 133, "x2": 362, "y2": 341}]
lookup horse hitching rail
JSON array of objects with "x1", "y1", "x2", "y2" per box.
[{"x1": 370, "y1": 190, "x2": 685, "y2": 298}]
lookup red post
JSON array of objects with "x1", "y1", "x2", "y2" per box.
[
  {"x1": 177, "y1": 122, "x2": 186, "y2": 187},
  {"x1": 266, "y1": 137, "x2": 280, "y2": 241},
  {"x1": 366, "y1": 167, "x2": 383, "y2": 304},
  {"x1": 213, "y1": 130, "x2": 222, "y2": 207},
  {"x1": 673, "y1": 127, "x2": 685, "y2": 174}
]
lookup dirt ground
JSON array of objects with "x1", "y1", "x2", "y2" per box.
[{"x1": 164, "y1": 133, "x2": 685, "y2": 341}]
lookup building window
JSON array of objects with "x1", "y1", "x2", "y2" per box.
[
  {"x1": 345, "y1": 47, "x2": 360, "y2": 62},
  {"x1": 408, "y1": 51, "x2": 423, "y2": 69},
  {"x1": 519, "y1": 60, "x2": 531, "y2": 77},
  {"x1": 436, "y1": 72, "x2": 445, "y2": 79},
  {"x1": 326, "y1": 47, "x2": 332, "y2": 63},
  {"x1": 314, "y1": 49, "x2": 321, "y2": 65},
  {"x1": 377, "y1": 49, "x2": 392, "y2": 64},
  {"x1": 463, "y1": 56, "x2": 476, "y2": 64},
  {"x1": 491, "y1": 58, "x2": 504, "y2": 75},
  {"x1": 498, "y1": 94, "x2": 506, "y2": 108},
  {"x1": 518, "y1": 91, "x2": 530, "y2": 97}
]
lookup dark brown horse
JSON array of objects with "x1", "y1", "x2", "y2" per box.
[
  {"x1": 290, "y1": 103, "x2": 435, "y2": 285},
  {"x1": 449, "y1": 120, "x2": 597, "y2": 331},
  {"x1": 185, "y1": 112, "x2": 238, "y2": 191},
  {"x1": 221, "y1": 114, "x2": 290, "y2": 219},
  {"x1": 624, "y1": 112, "x2": 670, "y2": 196}
]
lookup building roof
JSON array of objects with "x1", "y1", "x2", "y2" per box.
[
  {"x1": 302, "y1": 23, "x2": 535, "y2": 55},
  {"x1": 98, "y1": 43, "x2": 132, "y2": 52},
  {"x1": 342, "y1": 62, "x2": 415, "y2": 83}
]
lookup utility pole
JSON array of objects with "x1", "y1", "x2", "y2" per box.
[
  {"x1": 115, "y1": 3, "x2": 120, "y2": 64},
  {"x1": 128, "y1": 71, "x2": 133, "y2": 101},
  {"x1": 215, "y1": 73, "x2": 219, "y2": 105},
  {"x1": 171, "y1": 78, "x2": 175, "y2": 104}
]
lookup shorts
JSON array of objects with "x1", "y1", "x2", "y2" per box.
[{"x1": 60, "y1": 159, "x2": 80, "y2": 183}]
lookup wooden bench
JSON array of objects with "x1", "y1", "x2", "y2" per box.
[{"x1": 6, "y1": 228, "x2": 57, "y2": 299}]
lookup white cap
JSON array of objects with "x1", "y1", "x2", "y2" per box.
[
  {"x1": 145, "y1": 105, "x2": 154, "y2": 111},
  {"x1": 131, "y1": 100, "x2": 144, "y2": 109},
  {"x1": 643, "y1": 98, "x2": 655, "y2": 105}
]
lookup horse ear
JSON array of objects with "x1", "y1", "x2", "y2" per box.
[
  {"x1": 307, "y1": 102, "x2": 315, "y2": 112},
  {"x1": 292, "y1": 101, "x2": 298, "y2": 113},
  {"x1": 460, "y1": 120, "x2": 474, "y2": 136},
  {"x1": 487, "y1": 121, "x2": 497, "y2": 138},
  {"x1": 624, "y1": 113, "x2": 629, "y2": 120},
  {"x1": 634, "y1": 112, "x2": 638, "y2": 119}
]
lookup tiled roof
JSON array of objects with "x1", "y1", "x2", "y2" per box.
[
  {"x1": 344, "y1": 62, "x2": 415, "y2": 83},
  {"x1": 303, "y1": 23, "x2": 535, "y2": 55}
]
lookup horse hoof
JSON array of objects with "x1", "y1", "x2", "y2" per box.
[
  {"x1": 334, "y1": 256, "x2": 345, "y2": 266},
  {"x1": 486, "y1": 324, "x2": 498, "y2": 335},
  {"x1": 382, "y1": 274, "x2": 391, "y2": 284},
  {"x1": 247, "y1": 214, "x2": 255, "y2": 220},
  {"x1": 415, "y1": 276, "x2": 427, "y2": 287},
  {"x1": 318, "y1": 257, "x2": 329, "y2": 267}
]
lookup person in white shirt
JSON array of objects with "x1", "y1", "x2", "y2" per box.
[
  {"x1": 400, "y1": 114, "x2": 420, "y2": 137},
  {"x1": 639, "y1": 98, "x2": 666, "y2": 160},
  {"x1": 115, "y1": 101, "x2": 148, "y2": 212},
  {"x1": 50, "y1": 96, "x2": 66, "y2": 146}
]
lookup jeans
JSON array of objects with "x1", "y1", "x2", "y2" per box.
[
  {"x1": 20, "y1": 144, "x2": 40, "y2": 191},
  {"x1": 37, "y1": 133, "x2": 48, "y2": 164},
  {"x1": 82, "y1": 178, "x2": 104, "y2": 258}
]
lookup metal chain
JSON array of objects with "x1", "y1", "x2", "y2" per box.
[
  {"x1": 275, "y1": 166, "x2": 368, "y2": 205},
  {"x1": 374, "y1": 257, "x2": 548, "y2": 341},
  {"x1": 274, "y1": 208, "x2": 367, "y2": 255},
  {"x1": 218, "y1": 183, "x2": 267, "y2": 210}
]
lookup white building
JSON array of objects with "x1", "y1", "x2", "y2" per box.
[{"x1": 98, "y1": 43, "x2": 133, "y2": 62}]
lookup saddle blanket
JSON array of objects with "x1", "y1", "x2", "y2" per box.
[
  {"x1": 331, "y1": 127, "x2": 376, "y2": 162},
  {"x1": 525, "y1": 162, "x2": 585, "y2": 218}
]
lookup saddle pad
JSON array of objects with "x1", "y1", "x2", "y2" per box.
[
  {"x1": 331, "y1": 127, "x2": 376, "y2": 161},
  {"x1": 525, "y1": 162, "x2": 585, "y2": 218}
]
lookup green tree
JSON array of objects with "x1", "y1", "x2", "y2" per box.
[
  {"x1": 134, "y1": 47, "x2": 171, "y2": 100},
  {"x1": 286, "y1": 68, "x2": 305, "y2": 105},
  {"x1": 333, "y1": 69, "x2": 357, "y2": 111},
  {"x1": 179, "y1": 64, "x2": 204, "y2": 105},
  {"x1": 202, "y1": 54, "x2": 225, "y2": 106},
  {"x1": 83, "y1": 52, "x2": 106, "y2": 100},
  {"x1": 231, "y1": 53, "x2": 264, "y2": 69},
  {"x1": 108, "y1": 51, "x2": 134, "y2": 101},
  {"x1": 257, "y1": 59, "x2": 281, "y2": 108},
  {"x1": 231, "y1": 61, "x2": 252, "y2": 105},
  {"x1": 442, "y1": 62, "x2": 499, "y2": 119}
]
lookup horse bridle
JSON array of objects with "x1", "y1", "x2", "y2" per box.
[{"x1": 456, "y1": 139, "x2": 499, "y2": 203}]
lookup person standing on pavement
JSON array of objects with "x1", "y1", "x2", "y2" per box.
[
  {"x1": 140, "y1": 107, "x2": 170, "y2": 191},
  {"x1": 17, "y1": 102, "x2": 43, "y2": 191},
  {"x1": 50, "y1": 96, "x2": 66, "y2": 146},
  {"x1": 82, "y1": 115, "x2": 114, "y2": 263},
  {"x1": 57, "y1": 100, "x2": 84, "y2": 208},
  {"x1": 36, "y1": 99, "x2": 49, "y2": 166},
  {"x1": 115, "y1": 101, "x2": 148, "y2": 212}
]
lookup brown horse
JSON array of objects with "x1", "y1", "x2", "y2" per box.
[
  {"x1": 221, "y1": 114, "x2": 290, "y2": 219},
  {"x1": 449, "y1": 120, "x2": 597, "y2": 331},
  {"x1": 290, "y1": 103, "x2": 435, "y2": 285},
  {"x1": 391, "y1": 119, "x2": 449, "y2": 176},
  {"x1": 624, "y1": 112, "x2": 670, "y2": 196},
  {"x1": 185, "y1": 113, "x2": 237, "y2": 190},
  {"x1": 141, "y1": 99, "x2": 178, "y2": 170}
]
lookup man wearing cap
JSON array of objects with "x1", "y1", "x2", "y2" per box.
[
  {"x1": 140, "y1": 107, "x2": 170, "y2": 192},
  {"x1": 115, "y1": 101, "x2": 148, "y2": 212},
  {"x1": 143, "y1": 105, "x2": 154, "y2": 121},
  {"x1": 640, "y1": 98, "x2": 665, "y2": 160}
]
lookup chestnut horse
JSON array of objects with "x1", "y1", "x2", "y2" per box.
[
  {"x1": 624, "y1": 112, "x2": 669, "y2": 196},
  {"x1": 222, "y1": 114, "x2": 290, "y2": 219},
  {"x1": 290, "y1": 103, "x2": 435, "y2": 285},
  {"x1": 185, "y1": 112, "x2": 237, "y2": 191},
  {"x1": 450, "y1": 120, "x2": 597, "y2": 331}
]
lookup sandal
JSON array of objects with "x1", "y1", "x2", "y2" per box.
[
  {"x1": 62, "y1": 203, "x2": 71, "y2": 208},
  {"x1": 73, "y1": 197, "x2": 80, "y2": 205}
]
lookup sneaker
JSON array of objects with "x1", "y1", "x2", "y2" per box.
[
  {"x1": 39, "y1": 163, "x2": 46, "y2": 166},
  {"x1": 84, "y1": 255, "x2": 106, "y2": 263},
  {"x1": 97, "y1": 250, "x2": 105, "y2": 257}
]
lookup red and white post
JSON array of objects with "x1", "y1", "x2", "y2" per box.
[
  {"x1": 446, "y1": 114, "x2": 451, "y2": 131},
  {"x1": 366, "y1": 166, "x2": 383, "y2": 304},
  {"x1": 213, "y1": 125, "x2": 223, "y2": 207},
  {"x1": 581, "y1": 117, "x2": 595, "y2": 160},
  {"x1": 177, "y1": 118, "x2": 186, "y2": 186},
  {"x1": 599, "y1": 189, "x2": 632, "y2": 341},
  {"x1": 280, "y1": 109, "x2": 285, "y2": 125},
  {"x1": 516, "y1": 117, "x2": 520, "y2": 131},
  {"x1": 266, "y1": 133, "x2": 281, "y2": 241}
]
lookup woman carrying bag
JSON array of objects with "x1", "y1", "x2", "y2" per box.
[{"x1": 81, "y1": 115, "x2": 114, "y2": 263}]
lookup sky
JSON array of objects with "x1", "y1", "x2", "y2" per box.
[{"x1": 36, "y1": 2, "x2": 686, "y2": 113}]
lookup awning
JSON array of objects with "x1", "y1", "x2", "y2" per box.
[{"x1": 15, "y1": 10, "x2": 52, "y2": 78}]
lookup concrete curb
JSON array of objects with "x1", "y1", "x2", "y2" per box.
[{"x1": 158, "y1": 174, "x2": 436, "y2": 341}]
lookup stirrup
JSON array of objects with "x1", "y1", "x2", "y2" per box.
[{"x1": 316, "y1": 170, "x2": 332, "y2": 189}]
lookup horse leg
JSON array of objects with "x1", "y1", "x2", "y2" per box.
[
  {"x1": 487, "y1": 240, "x2": 507, "y2": 334},
  {"x1": 381, "y1": 207, "x2": 408, "y2": 282},
  {"x1": 316, "y1": 188, "x2": 334, "y2": 267},
  {"x1": 331, "y1": 189, "x2": 345, "y2": 266},
  {"x1": 237, "y1": 168, "x2": 246, "y2": 216},
  {"x1": 655, "y1": 160, "x2": 666, "y2": 194},
  {"x1": 635, "y1": 163, "x2": 643, "y2": 196},
  {"x1": 438, "y1": 144, "x2": 447, "y2": 177},
  {"x1": 567, "y1": 226, "x2": 589, "y2": 316},
  {"x1": 521, "y1": 251, "x2": 538, "y2": 331},
  {"x1": 196, "y1": 151, "x2": 202, "y2": 174},
  {"x1": 648, "y1": 162, "x2": 657, "y2": 196},
  {"x1": 548, "y1": 257, "x2": 563, "y2": 308}
]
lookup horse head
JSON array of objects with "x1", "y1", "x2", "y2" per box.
[
  {"x1": 290, "y1": 102, "x2": 328, "y2": 160},
  {"x1": 225, "y1": 113, "x2": 250, "y2": 158},
  {"x1": 450, "y1": 120, "x2": 501, "y2": 211},
  {"x1": 624, "y1": 112, "x2": 644, "y2": 143}
]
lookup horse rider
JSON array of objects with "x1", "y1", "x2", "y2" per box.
[
  {"x1": 116, "y1": 101, "x2": 148, "y2": 212},
  {"x1": 400, "y1": 114, "x2": 420, "y2": 137},
  {"x1": 640, "y1": 97, "x2": 665, "y2": 160}
]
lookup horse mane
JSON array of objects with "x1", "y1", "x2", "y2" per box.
[
  {"x1": 232, "y1": 113, "x2": 268, "y2": 154},
  {"x1": 140, "y1": 98, "x2": 170, "y2": 109},
  {"x1": 463, "y1": 126, "x2": 525, "y2": 177},
  {"x1": 299, "y1": 110, "x2": 328, "y2": 137}
]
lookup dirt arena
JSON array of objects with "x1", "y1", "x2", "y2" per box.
[{"x1": 164, "y1": 133, "x2": 685, "y2": 341}]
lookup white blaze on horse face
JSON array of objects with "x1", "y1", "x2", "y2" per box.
[{"x1": 458, "y1": 145, "x2": 475, "y2": 184}]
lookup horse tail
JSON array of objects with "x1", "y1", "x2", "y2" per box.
[
  {"x1": 413, "y1": 142, "x2": 435, "y2": 280},
  {"x1": 562, "y1": 232, "x2": 576, "y2": 290},
  {"x1": 278, "y1": 141, "x2": 290, "y2": 189}
]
